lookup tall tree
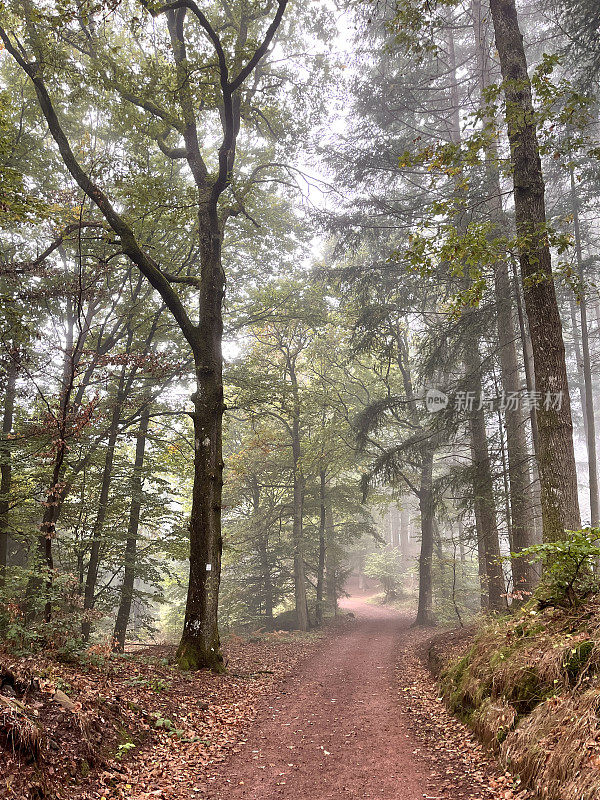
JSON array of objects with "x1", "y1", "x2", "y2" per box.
[
  {"x1": 471, "y1": 0, "x2": 537, "y2": 590},
  {"x1": 488, "y1": 0, "x2": 581, "y2": 541},
  {"x1": 0, "y1": 0, "x2": 289, "y2": 669},
  {"x1": 113, "y1": 402, "x2": 151, "y2": 652}
]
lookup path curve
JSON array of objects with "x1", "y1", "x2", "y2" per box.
[{"x1": 206, "y1": 596, "x2": 431, "y2": 799}]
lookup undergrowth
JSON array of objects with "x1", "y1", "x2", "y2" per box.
[{"x1": 439, "y1": 597, "x2": 600, "y2": 800}]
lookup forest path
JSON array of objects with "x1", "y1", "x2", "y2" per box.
[{"x1": 204, "y1": 595, "x2": 433, "y2": 800}]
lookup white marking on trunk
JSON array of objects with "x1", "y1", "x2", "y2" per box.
[{"x1": 206, "y1": 563, "x2": 212, "y2": 571}]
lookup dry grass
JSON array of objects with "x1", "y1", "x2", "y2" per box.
[
  {"x1": 0, "y1": 694, "x2": 42, "y2": 757},
  {"x1": 439, "y1": 597, "x2": 600, "y2": 800},
  {"x1": 503, "y1": 689, "x2": 600, "y2": 800}
]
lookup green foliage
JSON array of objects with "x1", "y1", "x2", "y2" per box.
[
  {"x1": 0, "y1": 568, "x2": 85, "y2": 655},
  {"x1": 0, "y1": 89, "x2": 47, "y2": 225},
  {"x1": 514, "y1": 528, "x2": 600, "y2": 606},
  {"x1": 364, "y1": 548, "x2": 407, "y2": 601},
  {"x1": 115, "y1": 741, "x2": 136, "y2": 761},
  {"x1": 152, "y1": 714, "x2": 175, "y2": 731},
  {"x1": 389, "y1": 0, "x2": 461, "y2": 59},
  {"x1": 125, "y1": 676, "x2": 171, "y2": 693}
]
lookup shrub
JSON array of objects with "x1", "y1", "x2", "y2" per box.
[{"x1": 514, "y1": 527, "x2": 600, "y2": 607}]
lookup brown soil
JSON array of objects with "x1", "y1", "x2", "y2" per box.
[{"x1": 204, "y1": 595, "x2": 507, "y2": 800}]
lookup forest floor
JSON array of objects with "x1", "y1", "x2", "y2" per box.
[
  {"x1": 1, "y1": 595, "x2": 531, "y2": 800},
  {"x1": 203, "y1": 594, "x2": 529, "y2": 800}
]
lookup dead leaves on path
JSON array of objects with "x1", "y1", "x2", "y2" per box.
[
  {"x1": 395, "y1": 629, "x2": 533, "y2": 800},
  {"x1": 65, "y1": 634, "x2": 323, "y2": 800},
  {"x1": 0, "y1": 632, "x2": 322, "y2": 800},
  {"x1": 4, "y1": 620, "x2": 534, "y2": 800}
]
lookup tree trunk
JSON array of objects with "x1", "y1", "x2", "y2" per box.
[
  {"x1": 494, "y1": 260, "x2": 537, "y2": 592},
  {"x1": 475, "y1": 499, "x2": 489, "y2": 610},
  {"x1": 29, "y1": 300, "x2": 80, "y2": 622},
  {"x1": 258, "y1": 533, "x2": 274, "y2": 626},
  {"x1": 251, "y1": 475, "x2": 274, "y2": 627},
  {"x1": 176, "y1": 212, "x2": 225, "y2": 672},
  {"x1": 113, "y1": 403, "x2": 150, "y2": 652},
  {"x1": 570, "y1": 163, "x2": 598, "y2": 524},
  {"x1": 0, "y1": 357, "x2": 17, "y2": 588},
  {"x1": 415, "y1": 444, "x2": 435, "y2": 626},
  {"x1": 291, "y1": 453, "x2": 308, "y2": 629},
  {"x1": 511, "y1": 259, "x2": 543, "y2": 542},
  {"x1": 447, "y1": 16, "x2": 504, "y2": 603},
  {"x1": 458, "y1": 518, "x2": 466, "y2": 565},
  {"x1": 315, "y1": 469, "x2": 327, "y2": 626},
  {"x1": 286, "y1": 355, "x2": 309, "y2": 631},
  {"x1": 568, "y1": 294, "x2": 588, "y2": 442},
  {"x1": 325, "y1": 503, "x2": 337, "y2": 614},
  {"x1": 471, "y1": 0, "x2": 536, "y2": 592},
  {"x1": 466, "y1": 346, "x2": 506, "y2": 611},
  {"x1": 434, "y1": 520, "x2": 449, "y2": 602},
  {"x1": 81, "y1": 366, "x2": 127, "y2": 641},
  {"x1": 392, "y1": 506, "x2": 400, "y2": 547},
  {"x1": 399, "y1": 506, "x2": 410, "y2": 561},
  {"x1": 489, "y1": 0, "x2": 581, "y2": 541}
]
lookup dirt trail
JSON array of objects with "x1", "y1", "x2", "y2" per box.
[{"x1": 205, "y1": 596, "x2": 433, "y2": 800}]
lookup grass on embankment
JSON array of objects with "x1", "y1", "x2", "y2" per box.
[{"x1": 437, "y1": 598, "x2": 600, "y2": 800}]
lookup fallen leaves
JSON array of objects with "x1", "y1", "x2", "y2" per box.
[
  {"x1": 0, "y1": 631, "x2": 324, "y2": 800},
  {"x1": 395, "y1": 628, "x2": 533, "y2": 800},
  {"x1": 1, "y1": 615, "x2": 536, "y2": 800}
]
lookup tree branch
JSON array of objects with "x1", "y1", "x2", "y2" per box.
[
  {"x1": 0, "y1": 25, "x2": 199, "y2": 347},
  {"x1": 230, "y1": 1, "x2": 287, "y2": 92},
  {"x1": 156, "y1": 129, "x2": 188, "y2": 159}
]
